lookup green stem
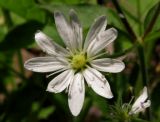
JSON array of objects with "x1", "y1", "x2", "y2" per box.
[
  {"x1": 145, "y1": 35, "x2": 158, "y2": 65},
  {"x1": 137, "y1": 44, "x2": 151, "y2": 121},
  {"x1": 17, "y1": 50, "x2": 25, "y2": 74},
  {"x1": 1, "y1": 8, "x2": 13, "y2": 29},
  {"x1": 2, "y1": 9, "x2": 25, "y2": 76},
  {"x1": 137, "y1": 44, "x2": 148, "y2": 86},
  {"x1": 111, "y1": 0, "x2": 137, "y2": 41},
  {"x1": 137, "y1": 0, "x2": 142, "y2": 36}
]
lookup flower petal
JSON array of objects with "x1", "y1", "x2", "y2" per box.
[
  {"x1": 69, "y1": 9, "x2": 83, "y2": 50},
  {"x1": 87, "y1": 28, "x2": 117, "y2": 57},
  {"x1": 24, "y1": 57, "x2": 67, "y2": 72},
  {"x1": 83, "y1": 67, "x2": 113, "y2": 98},
  {"x1": 46, "y1": 70, "x2": 74, "y2": 93},
  {"x1": 129, "y1": 87, "x2": 149, "y2": 114},
  {"x1": 68, "y1": 73, "x2": 85, "y2": 116},
  {"x1": 84, "y1": 16, "x2": 107, "y2": 51},
  {"x1": 129, "y1": 100, "x2": 151, "y2": 115},
  {"x1": 91, "y1": 58, "x2": 125, "y2": 73},
  {"x1": 132, "y1": 87, "x2": 148, "y2": 109},
  {"x1": 143, "y1": 100, "x2": 151, "y2": 108},
  {"x1": 54, "y1": 11, "x2": 74, "y2": 51},
  {"x1": 35, "y1": 31, "x2": 69, "y2": 56}
]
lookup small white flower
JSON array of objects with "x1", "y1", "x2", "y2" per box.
[
  {"x1": 129, "y1": 86, "x2": 151, "y2": 115},
  {"x1": 24, "y1": 9, "x2": 125, "y2": 116}
]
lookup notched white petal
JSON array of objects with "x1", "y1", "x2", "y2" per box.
[
  {"x1": 84, "y1": 16, "x2": 107, "y2": 51},
  {"x1": 91, "y1": 58, "x2": 125, "y2": 73},
  {"x1": 54, "y1": 10, "x2": 74, "y2": 50},
  {"x1": 129, "y1": 86, "x2": 150, "y2": 115},
  {"x1": 46, "y1": 70, "x2": 74, "y2": 93},
  {"x1": 87, "y1": 28, "x2": 117, "y2": 56},
  {"x1": 68, "y1": 73, "x2": 85, "y2": 116},
  {"x1": 35, "y1": 31, "x2": 69, "y2": 56},
  {"x1": 69, "y1": 9, "x2": 83, "y2": 50},
  {"x1": 83, "y1": 67, "x2": 113, "y2": 98},
  {"x1": 24, "y1": 57, "x2": 67, "y2": 72},
  {"x1": 143, "y1": 100, "x2": 151, "y2": 108},
  {"x1": 132, "y1": 86, "x2": 148, "y2": 109}
]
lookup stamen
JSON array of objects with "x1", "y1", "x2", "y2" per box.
[
  {"x1": 88, "y1": 52, "x2": 107, "y2": 61},
  {"x1": 46, "y1": 67, "x2": 69, "y2": 78},
  {"x1": 71, "y1": 53, "x2": 86, "y2": 70},
  {"x1": 128, "y1": 96, "x2": 135, "y2": 106},
  {"x1": 127, "y1": 96, "x2": 134, "y2": 111}
]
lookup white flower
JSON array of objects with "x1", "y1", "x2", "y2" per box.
[
  {"x1": 24, "y1": 9, "x2": 125, "y2": 116},
  {"x1": 129, "y1": 86, "x2": 151, "y2": 115}
]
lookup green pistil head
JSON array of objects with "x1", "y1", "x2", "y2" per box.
[{"x1": 71, "y1": 53, "x2": 86, "y2": 70}]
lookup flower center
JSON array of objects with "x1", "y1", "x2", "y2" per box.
[{"x1": 71, "y1": 53, "x2": 86, "y2": 70}]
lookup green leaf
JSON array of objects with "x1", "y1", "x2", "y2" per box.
[
  {"x1": 41, "y1": 0, "x2": 83, "y2": 5},
  {"x1": 0, "y1": 0, "x2": 45, "y2": 22},
  {"x1": 38, "y1": 106, "x2": 55, "y2": 119},
  {"x1": 1, "y1": 78, "x2": 46, "y2": 122},
  {"x1": 145, "y1": 31, "x2": 160, "y2": 42},
  {"x1": 119, "y1": 0, "x2": 159, "y2": 36},
  {"x1": 144, "y1": 3, "x2": 160, "y2": 32},
  {"x1": 0, "y1": 20, "x2": 44, "y2": 51},
  {"x1": 40, "y1": 0, "x2": 97, "y2": 5}
]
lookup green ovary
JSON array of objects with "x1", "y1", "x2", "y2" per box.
[{"x1": 71, "y1": 53, "x2": 86, "y2": 70}]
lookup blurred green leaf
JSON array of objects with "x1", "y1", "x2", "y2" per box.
[
  {"x1": 0, "y1": 25, "x2": 7, "y2": 42},
  {"x1": 0, "y1": 51, "x2": 14, "y2": 92},
  {"x1": 0, "y1": 20, "x2": 44, "y2": 51},
  {"x1": 0, "y1": 0, "x2": 45, "y2": 22},
  {"x1": 88, "y1": 89, "x2": 108, "y2": 114},
  {"x1": 1, "y1": 79, "x2": 46, "y2": 122},
  {"x1": 38, "y1": 106, "x2": 55, "y2": 119},
  {"x1": 0, "y1": 10, "x2": 7, "y2": 41},
  {"x1": 41, "y1": 0, "x2": 97, "y2": 5},
  {"x1": 32, "y1": 102, "x2": 41, "y2": 112},
  {"x1": 42, "y1": 0, "x2": 82, "y2": 5},
  {"x1": 51, "y1": 94, "x2": 69, "y2": 113},
  {"x1": 115, "y1": 30, "x2": 133, "y2": 51}
]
